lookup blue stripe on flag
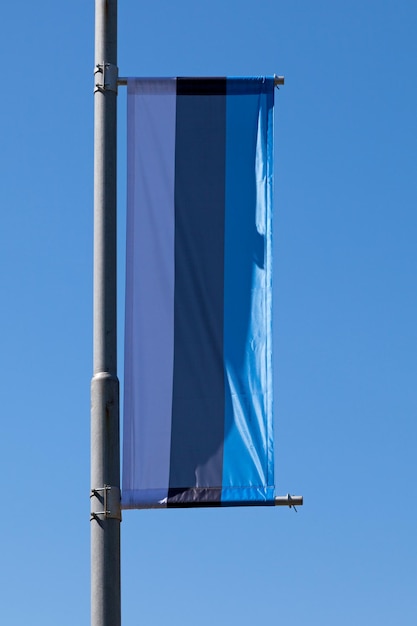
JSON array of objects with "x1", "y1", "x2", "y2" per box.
[{"x1": 222, "y1": 78, "x2": 275, "y2": 503}]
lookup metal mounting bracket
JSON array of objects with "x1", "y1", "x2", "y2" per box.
[
  {"x1": 274, "y1": 75, "x2": 285, "y2": 87},
  {"x1": 94, "y1": 63, "x2": 119, "y2": 93},
  {"x1": 274, "y1": 494, "x2": 303, "y2": 510},
  {"x1": 90, "y1": 485, "x2": 122, "y2": 521}
]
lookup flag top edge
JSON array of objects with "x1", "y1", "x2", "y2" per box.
[{"x1": 126, "y1": 76, "x2": 275, "y2": 95}]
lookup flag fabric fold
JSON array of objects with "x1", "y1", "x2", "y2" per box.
[{"x1": 122, "y1": 77, "x2": 275, "y2": 508}]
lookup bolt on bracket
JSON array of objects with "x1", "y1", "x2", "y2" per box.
[
  {"x1": 90, "y1": 485, "x2": 122, "y2": 521},
  {"x1": 94, "y1": 63, "x2": 119, "y2": 93}
]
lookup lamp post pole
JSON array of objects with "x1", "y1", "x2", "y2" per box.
[{"x1": 91, "y1": 1, "x2": 121, "y2": 625}]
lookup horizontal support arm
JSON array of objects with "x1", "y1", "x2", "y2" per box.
[{"x1": 274, "y1": 494, "x2": 303, "y2": 507}]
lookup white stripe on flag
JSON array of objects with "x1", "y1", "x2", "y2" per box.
[{"x1": 123, "y1": 79, "x2": 177, "y2": 507}]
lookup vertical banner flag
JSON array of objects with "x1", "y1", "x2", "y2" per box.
[{"x1": 123, "y1": 77, "x2": 275, "y2": 508}]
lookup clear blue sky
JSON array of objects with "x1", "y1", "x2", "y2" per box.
[{"x1": 1, "y1": 1, "x2": 416, "y2": 624}]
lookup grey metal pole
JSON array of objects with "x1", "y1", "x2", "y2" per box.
[
  {"x1": 274, "y1": 495, "x2": 303, "y2": 507},
  {"x1": 91, "y1": 1, "x2": 121, "y2": 626}
]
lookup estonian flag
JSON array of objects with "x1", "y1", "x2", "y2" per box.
[{"x1": 122, "y1": 77, "x2": 275, "y2": 508}]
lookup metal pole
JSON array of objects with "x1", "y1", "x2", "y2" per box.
[
  {"x1": 91, "y1": 2, "x2": 120, "y2": 626},
  {"x1": 274, "y1": 495, "x2": 303, "y2": 507}
]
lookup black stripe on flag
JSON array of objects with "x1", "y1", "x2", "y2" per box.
[{"x1": 168, "y1": 79, "x2": 227, "y2": 505}]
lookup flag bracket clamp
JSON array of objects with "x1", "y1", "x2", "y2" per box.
[
  {"x1": 94, "y1": 63, "x2": 119, "y2": 94},
  {"x1": 90, "y1": 485, "x2": 122, "y2": 521},
  {"x1": 274, "y1": 494, "x2": 303, "y2": 511}
]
